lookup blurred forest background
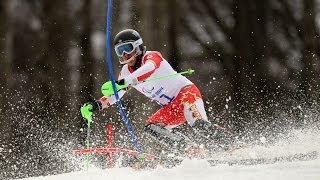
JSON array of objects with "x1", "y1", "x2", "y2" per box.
[{"x1": 1, "y1": 0, "x2": 320, "y2": 179}]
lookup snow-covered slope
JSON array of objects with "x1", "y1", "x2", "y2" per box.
[{"x1": 18, "y1": 128, "x2": 320, "y2": 180}]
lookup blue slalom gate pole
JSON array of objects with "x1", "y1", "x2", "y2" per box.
[{"x1": 105, "y1": 0, "x2": 143, "y2": 154}]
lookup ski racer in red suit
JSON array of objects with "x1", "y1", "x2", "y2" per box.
[{"x1": 81, "y1": 29, "x2": 230, "y2": 158}]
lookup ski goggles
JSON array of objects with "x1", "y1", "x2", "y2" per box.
[{"x1": 114, "y1": 39, "x2": 143, "y2": 57}]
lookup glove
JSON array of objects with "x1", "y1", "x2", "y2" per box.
[
  {"x1": 80, "y1": 100, "x2": 101, "y2": 123},
  {"x1": 116, "y1": 79, "x2": 125, "y2": 85},
  {"x1": 101, "y1": 80, "x2": 129, "y2": 96}
]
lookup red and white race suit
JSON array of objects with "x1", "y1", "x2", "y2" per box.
[{"x1": 99, "y1": 51, "x2": 208, "y2": 129}]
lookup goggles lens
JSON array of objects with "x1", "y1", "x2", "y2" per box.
[
  {"x1": 115, "y1": 39, "x2": 143, "y2": 57},
  {"x1": 115, "y1": 42, "x2": 135, "y2": 57}
]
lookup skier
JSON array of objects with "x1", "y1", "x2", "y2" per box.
[{"x1": 80, "y1": 29, "x2": 231, "y2": 158}]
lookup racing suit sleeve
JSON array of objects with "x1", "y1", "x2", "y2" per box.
[
  {"x1": 98, "y1": 52, "x2": 162, "y2": 109},
  {"x1": 124, "y1": 51, "x2": 163, "y2": 84},
  {"x1": 98, "y1": 72, "x2": 128, "y2": 109},
  {"x1": 98, "y1": 61, "x2": 155, "y2": 109},
  {"x1": 124, "y1": 61, "x2": 156, "y2": 85},
  {"x1": 99, "y1": 89, "x2": 126, "y2": 109}
]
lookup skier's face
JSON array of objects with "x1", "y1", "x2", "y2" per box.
[{"x1": 122, "y1": 49, "x2": 137, "y2": 66}]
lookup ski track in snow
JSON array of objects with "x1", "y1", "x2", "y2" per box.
[{"x1": 18, "y1": 128, "x2": 320, "y2": 180}]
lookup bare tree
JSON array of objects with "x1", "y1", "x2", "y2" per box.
[
  {"x1": 231, "y1": 0, "x2": 272, "y2": 111},
  {"x1": 79, "y1": 0, "x2": 95, "y2": 103},
  {"x1": 167, "y1": 0, "x2": 181, "y2": 70},
  {"x1": 300, "y1": 0, "x2": 320, "y2": 101},
  {"x1": 0, "y1": 0, "x2": 9, "y2": 109}
]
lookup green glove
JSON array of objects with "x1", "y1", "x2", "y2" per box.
[
  {"x1": 101, "y1": 80, "x2": 129, "y2": 96},
  {"x1": 80, "y1": 104, "x2": 93, "y2": 123}
]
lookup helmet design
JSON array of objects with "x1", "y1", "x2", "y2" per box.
[{"x1": 114, "y1": 29, "x2": 144, "y2": 64}]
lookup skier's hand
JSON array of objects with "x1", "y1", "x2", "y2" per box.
[
  {"x1": 115, "y1": 79, "x2": 125, "y2": 85},
  {"x1": 80, "y1": 101, "x2": 101, "y2": 123},
  {"x1": 101, "y1": 80, "x2": 129, "y2": 96}
]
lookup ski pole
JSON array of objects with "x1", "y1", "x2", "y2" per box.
[
  {"x1": 85, "y1": 119, "x2": 92, "y2": 170},
  {"x1": 140, "y1": 68, "x2": 195, "y2": 84},
  {"x1": 101, "y1": 69, "x2": 195, "y2": 96},
  {"x1": 105, "y1": 0, "x2": 143, "y2": 154}
]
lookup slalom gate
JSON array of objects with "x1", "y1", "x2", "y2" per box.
[{"x1": 73, "y1": 123, "x2": 157, "y2": 168}]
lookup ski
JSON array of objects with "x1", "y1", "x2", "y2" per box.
[{"x1": 207, "y1": 151, "x2": 318, "y2": 166}]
